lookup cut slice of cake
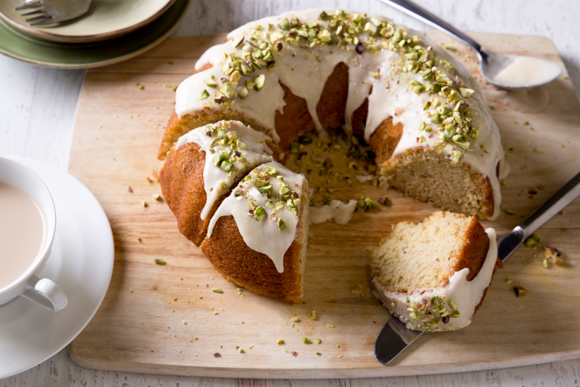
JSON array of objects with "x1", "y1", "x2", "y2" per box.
[
  {"x1": 159, "y1": 120, "x2": 279, "y2": 246},
  {"x1": 370, "y1": 211, "x2": 498, "y2": 332},
  {"x1": 201, "y1": 162, "x2": 309, "y2": 303}
]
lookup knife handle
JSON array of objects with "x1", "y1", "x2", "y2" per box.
[{"x1": 520, "y1": 171, "x2": 580, "y2": 239}]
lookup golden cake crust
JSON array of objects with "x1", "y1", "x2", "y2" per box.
[
  {"x1": 200, "y1": 189, "x2": 309, "y2": 303},
  {"x1": 160, "y1": 142, "x2": 216, "y2": 246},
  {"x1": 200, "y1": 216, "x2": 304, "y2": 303}
]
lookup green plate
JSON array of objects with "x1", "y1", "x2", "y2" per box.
[{"x1": 0, "y1": 0, "x2": 189, "y2": 69}]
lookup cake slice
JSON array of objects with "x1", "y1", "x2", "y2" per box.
[
  {"x1": 370, "y1": 211, "x2": 498, "y2": 332},
  {"x1": 160, "y1": 120, "x2": 279, "y2": 246},
  {"x1": 201, "y1": 162, "x2": 309, "y2": 303}
]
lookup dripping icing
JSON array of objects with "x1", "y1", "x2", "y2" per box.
[
  {"x1": 207, "y1": 162, "x2": 305, "y2": 273},
  {"x1": 175, "y1": 121, "x2": 274, "y2": 220}
]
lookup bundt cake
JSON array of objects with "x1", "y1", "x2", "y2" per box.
[
  {"x1": 370, "y1": 211, "x2": 498, "y2": 332},
  {"x1": 201, "y1": 162, "x2": 309, "y2": 303},
  {"x1": 158, "y1": 9, "x2": 508, "y2": 304},
  {"x1": 159, "y1": 8, "x2": 508, "y2": 219}
]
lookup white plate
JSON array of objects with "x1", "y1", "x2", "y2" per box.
[
  {"x1": 0, "y1": 157, "x2": 114, "y2": 379},
  {"x1": 0, "y1": 0, "x2": 175, "y2": 43}
]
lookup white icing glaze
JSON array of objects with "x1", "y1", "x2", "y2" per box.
[
  {"x1": 310, "y1": 199, "x2": 357, "y2": 225},
  {"x1": 176, "y1": 9, "x2": 507, "y2": 219},
  {"x1": 491, "y1": 56, "x2": 561, "y2": 87},
  {"x1": 207, "y1": 162, "x2": 305, "y2": 273},
  {"x1": 373, "y1": 228, "x2": 498, "y2": 332},
  {"x1": 175, "y1": 121, "x2": 274, "y2": 219}
]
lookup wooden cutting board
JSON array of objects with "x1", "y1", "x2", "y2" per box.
[{"x1": 68, "y1": 31, "x2": 580, "y2": 378}]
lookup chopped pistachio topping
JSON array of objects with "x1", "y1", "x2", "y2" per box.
[
  {"x1": 202, "y1": 121, "x2": 259, "y2": 182},
  {"x1": 203, "y1": 10, "x2": 478, "y2": 161},
  {"x1": 502, "y1": 207, "x2": 515, "y2": 215},
  {"x1": 513, "y1": 286, "x2": 528, "y2": 298},
  {"x1": 212, "y1": 288, "x2": 223, "y2": 293},
  {"x1": 310, "y1": 310, "x2": 316, "y2": 320},
  {"x1": 198, "y1": 89, "x2": 209, "y2": 100},
  {"x1": 235, "y1": 164, "x2": 301, "y2": 226},
  {"x1": 400, "y1": 296, "x2": 460, "y2": 332},
  {"x1": 301, "y1": 337, "x2": 311, "y2": 344},
  {"x1": 439, "y1": 42, "x2": 456, "y2": 51},
  {"x1": 253, "y1": 74, "x2": 266, "y2": 90},
  {"x1": 206, "y1": 78, "x2": 218, "y2": 88},
  {"x1": 154, "y1": 259, "x2": 166, "y2": 265},
  {"x1": 277, "y1": 339, "x2": 285, "y2": 344},
  {"x1": 326, "y1": 323, "x2": 335, "y2": 328},
  {"x1": 357, "y1": 197, "x2": 378, "y2": 212},
  {"x1": 524, "y1": 234, "x2": 540, "y2": 249}
]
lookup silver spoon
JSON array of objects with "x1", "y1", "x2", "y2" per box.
[
  {"x1": 375, "y1": 170, "x2": 580, "y2": 365},
  {"x1": 380, "y1": 0, "x2": 562, "y2": 89}
]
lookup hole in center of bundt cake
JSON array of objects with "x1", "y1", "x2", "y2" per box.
[{"x1": 284, "y1": 128, "x2": 378, "y2": 206}]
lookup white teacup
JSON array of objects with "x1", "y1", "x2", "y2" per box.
[{"x1": 0, "y1": 157, "x2": 68, "y2": 312}]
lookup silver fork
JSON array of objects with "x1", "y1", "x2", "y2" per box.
[
  {"x1": 15, "y1": 0, "x2": 91, "y2": 26},
  {"x1": 375, "y1": 171, "x2": 580, "y2": 365}
]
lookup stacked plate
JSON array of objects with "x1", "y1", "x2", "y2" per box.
[{"x1": 0, "y1": 0, "x2": 190, "y2": 68}]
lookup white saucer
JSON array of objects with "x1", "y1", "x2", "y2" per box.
[{"x1": 0, "y1": 157, "x2": 114, "y2": 379}]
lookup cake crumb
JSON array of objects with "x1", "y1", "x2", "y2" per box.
[{"x1": 544, "y1": 246, "x2": 565, "y2": 267}]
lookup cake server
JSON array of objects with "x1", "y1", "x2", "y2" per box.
[
  {"x1": 379, "y1": 0, "x2": 562, "y2": 89},
  {"x1": 375, "y1": 170, "x2": 580, "y2": 365}
]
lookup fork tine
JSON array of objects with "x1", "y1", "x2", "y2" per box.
[
  {"x1": 14, "y1": 1, "x2": 43, "y2": 11},
  {"x1": 25, "y1": 15, "x2": 51, "y2": 22},
  {"x1": 21, "y1": 9, "x2": 46, "y2": 16},
  {"x1": 30, "y1": 18, "x2": 56, "y2": 26}
]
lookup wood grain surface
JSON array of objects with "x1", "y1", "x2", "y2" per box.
[{"x1": 64, "y1": 31, "x2": 580, "y2": 379}]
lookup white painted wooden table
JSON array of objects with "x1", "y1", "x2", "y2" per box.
[{"x1": 2, "y1": 1, "x2": 580, "y2": 385}]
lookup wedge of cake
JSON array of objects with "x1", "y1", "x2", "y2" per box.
[
  {"x1": 370, "y1": 211, "x2": 498, "y2": 332},
  {"x1": 201, "y1": 162, "x2": 309, "y2": 303}
]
